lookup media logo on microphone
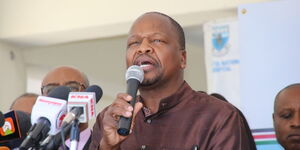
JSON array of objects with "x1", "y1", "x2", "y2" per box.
[{"x1": 0, "y1": 117, "x2": 15, "y2": 136}]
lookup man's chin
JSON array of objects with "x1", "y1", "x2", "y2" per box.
[
  {"x1": 285, "y1": 142, "x2": 300, "y2": 150},
  {"x1": 140, "y1": 78, "x2": 160, "y2": 88}
]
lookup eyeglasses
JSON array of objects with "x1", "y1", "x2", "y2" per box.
[{"x1": 41, "y1": 81, "x2": 86, "y2": 95}]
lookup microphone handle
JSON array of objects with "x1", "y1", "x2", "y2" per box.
[
  {"x1": 117, "y1": 79, "x2": 140, "y2": 136},
  {"x1": 20, "y1": 118, "x2": 51, "y2": 149},
  {"x1": 70, "y1": 119, "x2": 80, "y2": 150}
]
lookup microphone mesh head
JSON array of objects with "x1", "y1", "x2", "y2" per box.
[
  {"x1": 47, "y1": 86, "x2": 71, "y2": 100},
  {"x1": 126, "y1": 65, "x2": 144, "y2": 83}
]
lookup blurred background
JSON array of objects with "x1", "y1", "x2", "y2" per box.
[
  {"x1": 2, "y1": 0, "x2": 299, "y2": 149},
  {"x1": 0, "y1": 0, "x2": 272, "y2": 113}
]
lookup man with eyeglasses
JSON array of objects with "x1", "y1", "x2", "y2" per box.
[{"x1": 41, "y1": 66, "x2": 91, "y2": 150}]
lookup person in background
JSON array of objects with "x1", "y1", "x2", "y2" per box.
[
  {"x1": 90, "y1": 12, "x2": 256, "y2": 150},
  {"x1": 41, "y1": 66, "x2": 91, "y2": 150},
  {"x1": 273, "y1": 83, "x2": 300, "y2": 150},
  {"x1": 10, "y1": 93, "x2": 38, "y2": 114}
]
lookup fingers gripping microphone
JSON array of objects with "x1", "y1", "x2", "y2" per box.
[
  {"x1": 62, "y1": 85, "x2": 103, "y2": 128},
  {"x1": 20, "y1": 86, "x2": 70, "y2": 149},
  {"x1": 118, "y1": 65, "x2": 144, "y2": 136}
]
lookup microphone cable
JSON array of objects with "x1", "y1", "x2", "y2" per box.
[{"x1": 60, "y1": 125, "x2": 67, "y2": 150}]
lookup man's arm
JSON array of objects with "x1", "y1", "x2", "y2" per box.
[
  {"x1": 89, "y1": 109, "x2": 105, "y2": 150},
  {"x1": 208, "y1": 110, "x2": 256, "y2": 150}
]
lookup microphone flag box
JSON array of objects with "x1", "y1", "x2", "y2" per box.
[
  {"x1": 68, "y1": 92, "x2": 96, "y2": 123},
  {"x1": 31, "y1": 96, "x2": 67, "y2": 135}
]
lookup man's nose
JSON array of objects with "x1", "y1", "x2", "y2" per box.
[
  {"x1": 290, "y1": 113, "x2": 300, "y2": 128},
  {"x1": 137, "y1": 39, "x2": 153, "y2": 54}
]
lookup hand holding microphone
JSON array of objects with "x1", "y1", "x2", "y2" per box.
[{"x1": 100, "y1": 65, "x2": 144, "y2": 149}]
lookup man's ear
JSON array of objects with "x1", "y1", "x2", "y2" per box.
[{"x1": 180, "y1": 50, "x2": 187, "y2": 69}]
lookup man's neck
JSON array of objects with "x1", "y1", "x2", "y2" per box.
[{"x1": 139, "y1": 78, "x2": 184, "y2": 113}]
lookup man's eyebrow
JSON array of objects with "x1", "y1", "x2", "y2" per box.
[
  {"x1": 42, "y1": 83, "x2": 59, "y2": 87},
  {"x1": 128, "y1": 32, "x2": 166, "y2": 39},
  {"x1": 65, "y1": 81, "x2": 81, "y2": 84}
]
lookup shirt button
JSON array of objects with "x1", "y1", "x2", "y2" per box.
[
  {"x1": 146, "y1": 119, "x2": 152, "y2": 124},
  {"x1": 141, "y1": 145, "x2": 147, "y2": 150}
]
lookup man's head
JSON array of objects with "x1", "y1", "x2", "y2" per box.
[
  {"x1": 126, "y1": 12, "x2": 186, "y2": 88},
  {"x1": 273, "y1": 83, "x2": 300, "y2": 150},
  {"x1": 41, "y1": 66, "x2": 90, "y2": 130},
  {"x1": 41, "y1": 66, "x2": 89, "y2": 96},
  {"x1": 10, "y1": 93, "x2": 38, "y2": 114}
]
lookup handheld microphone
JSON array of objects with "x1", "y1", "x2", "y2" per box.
[
  {"x1": 40, "y1": 122, "x2": 72, "y2": 150},
  {"x1": 20, "y1": 86, "x2": 70, "y2": 149},
  {"x1": 118, "y1": 65, "x2": 144, "y2": 136},
  {"x1": 40, "y1": 85, "x2": 102, "y2": 150},
  {"x1": 0, "y1": 110, "x2": 31, "y2": 144},
  {"x1": 61, "y1": 85, "x2": 103, "y2": 128}
]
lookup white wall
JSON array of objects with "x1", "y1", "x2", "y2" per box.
[
  {"x1": 0, "y1": 0, "x2": 271, "y2": 47},
  {"x1": 0, "y1": 42, "x2": 26, "y2": 112}
]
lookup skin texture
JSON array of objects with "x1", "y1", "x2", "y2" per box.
[
  {"x1": 99, "y1": 12, "x2": 186, "y2": 150},
  {"x1": 42, "y1": 66, "x2": 87, "y2": 92},
  {"x1": 42, "y1": 66, "x2": 89, "y2": 131},
  {"x1": 273, "y1": 84, "x2": 300, "y2": 150},
  {"x1": 10, "y1": 94, "x2": 38, "y2": 114}
]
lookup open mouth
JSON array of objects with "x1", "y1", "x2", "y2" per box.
[
  {"x1": 140, "y1": 60, "x2": 153, "y2": 68},
  {"x1": 133, "y1": 55, "x2": 157, "y2": 68}
]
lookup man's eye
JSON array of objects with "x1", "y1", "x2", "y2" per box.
[
  {"x1": 153, "y1": 39, "x2": 162, "y2": 43},
  {"x1": 69, "y1": 87, "x2": 79, "y2": 92},
  {"x1": 280, "y1": 113, "x2": 292, "y2": 119},
  {"x1": 128, "y1": 41, "x2": 139, "y2": 47}
]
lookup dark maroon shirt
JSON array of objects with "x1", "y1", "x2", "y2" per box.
[{"x1": 89, "y1": 82, "x2": 256, "y2": 150}]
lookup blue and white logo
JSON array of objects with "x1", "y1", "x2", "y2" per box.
[{"x1": 211, "y1": 25, "x2": 230, "y2": 56}]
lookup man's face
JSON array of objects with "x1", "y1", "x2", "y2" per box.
[
  {"x1": 41, "y1": 67, "x2": 86, "y2": 96},
  {"x1": 126, "y1": 13, "x2": 186, "y2": 87},
  {"x1": 274, "y1": 86, "x2": 300, "y2": 150}
]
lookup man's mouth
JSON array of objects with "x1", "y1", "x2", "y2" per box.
[
  {"x1": 288, "y1": 134, "x2": 300, "y2": 141},
  {"x1": 133, "y1": 55, "x2": 157, "y2": 71},
  {"x1": 140, "y1": 61, "x2": 153, "y2": 68}
]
